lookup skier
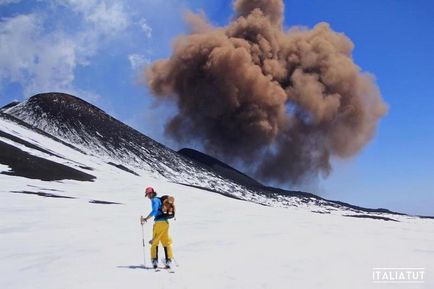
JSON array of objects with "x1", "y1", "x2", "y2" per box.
[{"x1": 140, "y1": 186, "x2": 174, "y2": 269}]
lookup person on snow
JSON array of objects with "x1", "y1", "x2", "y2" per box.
[{"x1": 140, "y1": 186, "x2": 174, "y2": 269}]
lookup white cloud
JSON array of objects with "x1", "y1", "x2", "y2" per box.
[
  {"x1": 0, "y1": 1, "x2": 138, "y2": 100},
  {"x1": 89, "y1": 2, "x2": 129, "y2": 33},
  {"x1": 55, "y1": 0, "x2": 129, "y2": 35},
  {"x1": 128, "y1": 54, "x2": 150, "y2": 71},
  {"x1": 0, "y1": 14, "x2": 78, "y2": 96},
  {"x1": 139, "y1": 18, "x2": 152, "y2": 39},
  {"x1": 0, "y1": 0, "x2": 162, "y2": 103}
]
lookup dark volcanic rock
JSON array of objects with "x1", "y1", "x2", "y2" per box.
[
  {"x1": 0, "y1": 130, "x2": 61, "y2": 158},
  {"x1": 107, "y1": 162, "x2": 139, "y2": 176},
  {"x1": 343, "y1": 214, "x2": 398, "y2": 222},
  {"x1": 11, "y1": 191, "x2": 76, "y2": 199},
  {"x1": 89, "y1": 200, "x2": 122, "y2": 205},
  {"x1": 0, "y1": 140, "x2": 95, "y2": 182}
]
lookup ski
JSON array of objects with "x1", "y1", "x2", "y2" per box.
[
  {"x1": 140, "y1": 261, "x2": 175, "y2": 272},
  {"x1": 160, "y1": 259, "x2": 176, "y2": 273},
  {"x1": 153, "y1": 266, "x2": 173, "y2": 273},
  {"x1": 139, "y1": 265, "x2": 166, "y2": 272},
  {"x1": 165, "y1": 265, "x2": 175, "y2": 273}
]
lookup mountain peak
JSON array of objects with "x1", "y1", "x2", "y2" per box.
[
  {"x1": 1, "y1": 92, "x2": 190, "y2": 181},
  {"x1": 12, "y1": 92, "x2": 109, "y2": 121},
  {"x1": 29, "y1": 92, "x2": 91, "y2": 104},
  {"x1": 2, "y1": 92, "x2": 155, "y2": 164},
  {"x1": 4, "y1": 92, "x2": 124, "y2": 142}
]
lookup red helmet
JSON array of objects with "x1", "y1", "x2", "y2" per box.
[{"x1": 145, "y1": 187, "x2": 155, "y2": 196}]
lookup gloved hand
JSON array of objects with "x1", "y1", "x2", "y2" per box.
[{"x1": 140, "y1": 216, "x2": 147, "y2": 225}]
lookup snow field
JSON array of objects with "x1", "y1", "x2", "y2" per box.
[{"x1": 1, "y1": 175, "x2": 433, "y2": 289}]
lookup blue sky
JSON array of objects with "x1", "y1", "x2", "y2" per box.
[{"x1": 1, "y1": 0, "x2": 433, "y2": 215}]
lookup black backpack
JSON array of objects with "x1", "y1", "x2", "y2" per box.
[{"x1": 159, "y1": 195, "x2": 175, "y2": 219}]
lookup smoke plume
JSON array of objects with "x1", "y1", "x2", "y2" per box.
[{"x1": 146, "y1": 0, "x2": 387, "y2": 184}]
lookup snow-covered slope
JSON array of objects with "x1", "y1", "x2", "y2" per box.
[
  {"x1": 1, "y1": 92, "x2": 423, "y2": 219},
  {"x1": 1, "y1": 174, "x2": 433, "y2": 289},
  {"x1": 0, "y1": 92, "x2": 433, "y2": 288}
]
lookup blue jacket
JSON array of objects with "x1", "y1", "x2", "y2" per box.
[{"x1": 147, "y1": 197, "x2": 167, "y2": 222}]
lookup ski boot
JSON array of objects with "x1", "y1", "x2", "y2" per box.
[
  {"x1": 165, "y1": 259, "x2": 172, "y2": 269},
  {"x1": 152, "y1": 258, "x2": 158, "y2": 269}
]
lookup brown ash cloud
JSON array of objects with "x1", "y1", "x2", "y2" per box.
[{"x1": 146, "y1": 0, "x2": 388, "y2": 184}]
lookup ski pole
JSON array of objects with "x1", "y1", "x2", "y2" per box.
[{"x1": 141, "y1": 222, "x2": 146, "y2": 268}]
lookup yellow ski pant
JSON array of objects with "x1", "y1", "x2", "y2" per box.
[{"x1": 150, "y1": 221, "x2": 173, "y2": 260}]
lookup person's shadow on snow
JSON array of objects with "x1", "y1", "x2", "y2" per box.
[{"x1": 117, "y1": 265, "x2": 152, "y2": 270}]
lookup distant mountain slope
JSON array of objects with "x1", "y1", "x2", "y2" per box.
[
  {"x1": 179, "y1": 148, "x2": 262, "y2": 188},
  {"x1": 0, "y1": 92, "x2": 428, "y2": 220},
  {"x1": 178, "y1": 148, "x2": 411, "y2": 218},
  {"x1": 2, "y1": 93, "x2": 218, "y2": 182},
  {"x1": 1, "y1": 93, "x2": 278, "y2": 203}
]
